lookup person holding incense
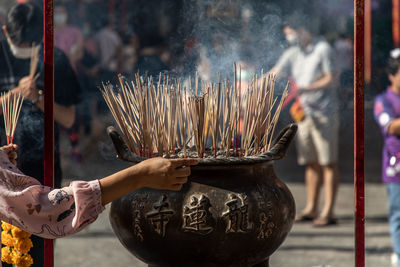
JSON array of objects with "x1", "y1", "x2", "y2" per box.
[
  {"x1": 0, "y1": 143, "x2": 197, "y2": 267},
  {"x1": 0, "y1": 3, "x2": 81, "y2": 266}
]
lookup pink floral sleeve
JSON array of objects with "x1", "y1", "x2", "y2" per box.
[{"x1": 0, "y1": 151, "x2": 105, "y2": 239}]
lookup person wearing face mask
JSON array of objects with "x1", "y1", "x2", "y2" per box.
[
  {"x1": 0, "y1": 3, "x2": 81, "y2": 266},
  {"x1": 283, "y1": 25, "x2": 298, "y2": 46},
  {"x1": 270, "y1": 13, "x2": 340, "y2": 227},
  {"x1": 54, "y1": 3, "x2": 85, "y2": 163},
  {"x1": 54, "y1": 4, "x2": 84, "y2": 71}
]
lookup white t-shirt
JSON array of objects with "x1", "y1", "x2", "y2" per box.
[{"x1": 275, "y1": 39, "x2": 338, "y2": 117}]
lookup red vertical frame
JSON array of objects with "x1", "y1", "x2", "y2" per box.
[
  {"x1": 43, "y1": 0, "x2": 54, "y2": 267},
  {"x1": 354, "y1": 0, "x2": 365, "y2": 267},
  {"x1": 365, "y1": 0, "x2": 371, "y2": 83},
  {"x1": 393, "y1": 0, "x2": 400, "y2": 47}
]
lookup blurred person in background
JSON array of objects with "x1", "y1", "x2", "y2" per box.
[
  {"x1": 118, "y1": 33, "x2": 139, "y2": 76},
  {"x1": 54, "y1": 3, "x2": 84, "y2": 163},
  {"x1": 334, "y1": 32, "x2": 353, "y2": 107},
  {"x1": 133, "y1": 35, "x2": 169, "y2": 78},
  {"x1": 75, "y1": 21, "x2": 100, "y2": 138},
  {"x1": 374, "y1": 49, "x2": 400, "y2": 267},
  {"x1": 270, "y1": 13, "x2": 340, "y2": 227},
  {"x1": 0, "y1": 3, "x2": 80, "y2": 265},
  {"x1": 92, "y1": 15, "x2": 121, "y2": 116},
  {"x1": 54, "y1": 3, "x2": 83, "y2": 71},
  {"x1": 94, "y1": 15, "x2": 121, "y2": 83}
]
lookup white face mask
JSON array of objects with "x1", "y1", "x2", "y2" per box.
[
  {"x1": 285, "y1": 33, "x2": 298, "y2": 45},
  {"x1": 7, "y1": 38, "x2": 40, "y2": 59},
  {"x1": 54, "y1": 13, "x2": 67, "y2": 27}
]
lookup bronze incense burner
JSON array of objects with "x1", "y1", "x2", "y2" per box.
[{"x1": 107, "y1": 124, "x2": 297, "y2": 267}]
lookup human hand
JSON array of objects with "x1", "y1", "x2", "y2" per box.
[
  {"x1": 136, "y1": 157, "x2": 198, "y2": 191},
  {"x1": 0, "y1": 144, "x2": 18, "y2": 166},
  {"x1": 17, "y1": 76, "x2": 39, "y2": 102}
]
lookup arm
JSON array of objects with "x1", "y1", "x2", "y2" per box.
[
  {"x1": 11, "y1": 76, "x2": 75, "y2": 128},
  {"x1": 374, "y1": 95, "x2": 398, "y2": 136},
  {"x1": 299, "y1": 72, "x2": 333, "y2": 92},
  {"x1": 34, "y1": 98, "x2": 75, "y2": 129},
  {"x1": 269, "y1": 48, "x2": 294, "y2": 78},
  {"x1": 0, "y1": 145, "x2": 197, "y2": 239},
  {"x1": 99, "y1": 158, "x2": 198, "y2": 205},
  {"x1": 388, "y1": 119, "x2": 400, "y2": 135}
]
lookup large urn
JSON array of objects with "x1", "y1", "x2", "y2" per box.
[{"x1": 107, "y1": 124, "x2": 297, "y2": 267}]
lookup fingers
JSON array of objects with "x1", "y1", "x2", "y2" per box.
[
  {"x1": 174, "y1": 176, "x2": 188, "y2": 184},
  {"x1": 170, "y1": 158, "x2": 198, "y2": 168},
  {"x1": 174, "y1": 166, "x2": 191, "y2": 177},
  {"x1": 8, "y1": 151, "x2": 17, "y2": 166},
  {"x1": 169, "y1": 184, "x2": 183, "y2": 191},
  {"x1": 1, "y1": 144, "x2": 18, "y2": 153},
  {"x1": 8, "y1": 151, "x2": 17, "y2": 161}
]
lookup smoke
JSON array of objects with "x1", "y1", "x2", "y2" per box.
[{"x1": 175, "y1": 0, "x2": 287, "y2": 94}]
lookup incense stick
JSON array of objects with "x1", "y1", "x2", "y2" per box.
[
  {"x1": 1, "y1": 92, "x2": 24, "y2": 144},
  {"x1": 101, "y1": 67, "x2": 288, "y2": 159}
]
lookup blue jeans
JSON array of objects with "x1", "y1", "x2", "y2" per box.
[{"x1": 387, "y1": 183, "x2": 400, "y2": 265}]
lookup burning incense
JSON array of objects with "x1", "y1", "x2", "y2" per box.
[
  {"x1": 1, "y1": 92, "x2": 24, "y2": 144},
  {"x1": 101, "y1": 67, "x2": 288, "y2": 159}
]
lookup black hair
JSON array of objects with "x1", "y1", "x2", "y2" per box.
[
  {"x1": 6, "y1": 3, "x2": 43, "y2": 46},
  {"x1": 284, "y1": 12, "x2": 319, "y2": 35},
  {"x1": 387, "y1": 56, "x2": 400, "y2": 76}
]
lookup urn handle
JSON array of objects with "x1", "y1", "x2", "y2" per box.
[
  {"x1": 107, "y1": 126, "x2": 145, "y2": 163},
  {"x1": 261, "y1": 123, "x2": 298, "y2": 161}
]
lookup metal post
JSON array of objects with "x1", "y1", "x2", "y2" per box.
[
  {"x1": 43, "y1": 0, "x2": 54, "y2": 267},
  {"x1": 354, "y1": 0, "x2": 365, "y2": 266}
]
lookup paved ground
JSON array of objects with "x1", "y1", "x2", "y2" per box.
[{"x1": 53, "y1": 116, "x2": 394, "y2": 267}]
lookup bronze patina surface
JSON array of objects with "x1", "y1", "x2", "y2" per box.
[{"x1": 108, "y1": 124, "x2": 297, "y2": 267}]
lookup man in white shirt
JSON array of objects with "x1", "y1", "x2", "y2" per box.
[{"x1": 271, "y1": 15, "x2": 340, "y2": 226}]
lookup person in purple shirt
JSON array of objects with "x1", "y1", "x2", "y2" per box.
[{"x1": 374, "y1": 49, "x2": 400, "y2": 267}]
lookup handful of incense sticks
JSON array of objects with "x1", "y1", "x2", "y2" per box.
[
  {"x1": 101, "y1": 66, "x2": 288, "y2": 159},
  {"x1": 1, "y1": 92, "x2": 24, "y2": 144}
]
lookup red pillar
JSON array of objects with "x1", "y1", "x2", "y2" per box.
[
  {"x1": 43, "y1": 0, "x2": 54, "y2": 267},
  {"x1": 354, "y1": 0, "x2": 365, "y2": 267},
  {"x1": 393, "y1": 0, "x2": 400, "y2": 47},
  {"x1": 365, "y1": 0, "x2": 371, "y2": 83}
]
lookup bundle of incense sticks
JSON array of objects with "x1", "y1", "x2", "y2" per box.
[
  {"x1": 30, "y1": 44, "x2": 40, "y2": 81},
  {"x1": 1, "y1": 92, "x2": 24, "y2": 144},
  {"x1": 101, "y1": 68, "x2": 288, "y2": 159}
]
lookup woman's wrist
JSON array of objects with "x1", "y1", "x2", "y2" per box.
[{"x1": 98, "y1": 165, "x2": 144, "y2": 205}]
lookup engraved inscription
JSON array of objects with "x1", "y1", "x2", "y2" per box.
[
  {"x1": 256, "y1": 192, "x2": 275, "y2": 240},
  {"x1": 131, "y1": 194, "x2": 148, "y2": 242},
  {"x1": 133, "y1": 210, "x2": 144, "y2": 241},
  {"x1": 182, "y1": 194, "x2": 214, "y2": 235},
  {"x1": 146, "y1": 194, "x2": 174, "y2": 237},
  {"x1": 222, "y1": 194, "x2": 253, "y2": 233},
  {"x1": 257, "y1": 213, "x2": 275, "y2": 240}
]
